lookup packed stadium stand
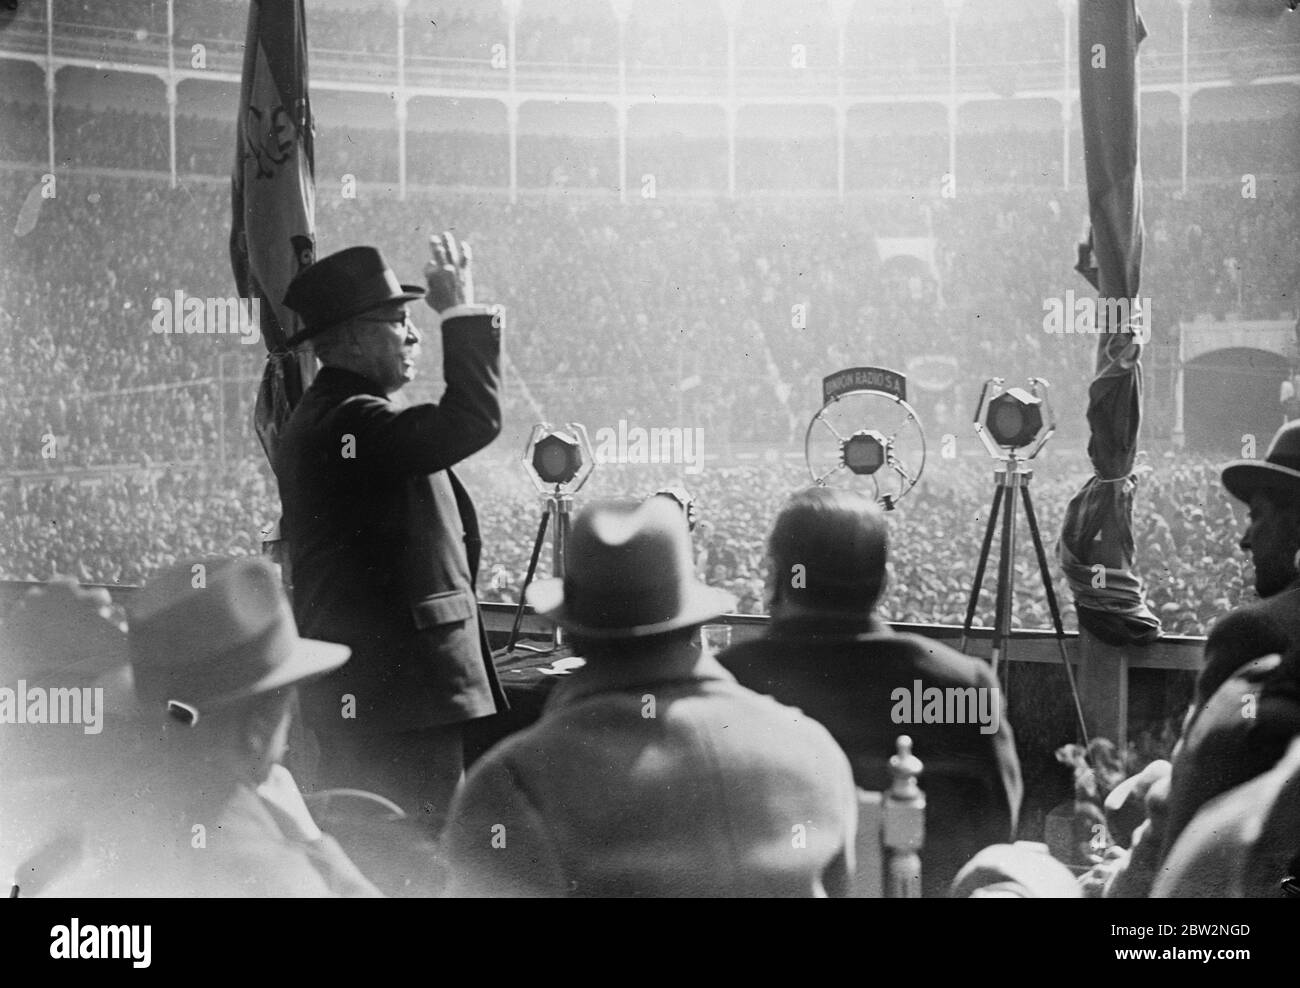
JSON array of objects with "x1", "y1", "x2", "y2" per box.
[{"x1": 2, "y1": 0, "x2": 1297, "y2": 641}]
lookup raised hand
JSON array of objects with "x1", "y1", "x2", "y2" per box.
[{"x1": 423, "y1": 230, "x2": 475, "y2": 314}]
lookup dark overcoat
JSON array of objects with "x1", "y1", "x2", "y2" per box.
[{"x1": 273, "y1": 311, "x2": 507, "y2": 735}]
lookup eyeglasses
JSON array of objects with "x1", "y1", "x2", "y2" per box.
[{"x1": 354, "y1": 312, "x2": 415, "y2": 328}]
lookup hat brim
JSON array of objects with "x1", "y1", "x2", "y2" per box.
[
  {"x1": 285, "y1": 284, "x2": 427, "y2": 347},
  {"x1": 1221, "y1": 461, "x2": 1300, "y2": 504},
  {"x1": 188, "y1": 637, "x2": 350, "y2": 711},
  {"x1": 526, "y1": 578, "x2": 736, "y2": 640}
]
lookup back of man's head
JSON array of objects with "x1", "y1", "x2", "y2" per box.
[{"x1": 766, "y1": 487, "x2": 888, "y2": 617}]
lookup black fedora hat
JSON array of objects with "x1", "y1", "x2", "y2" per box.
[
  {"x1": 283, "y1": 245, "x2": 424, "y2": 346},
  {"x1": 526, "y1": 498, "x2": 735, "y2": 640},
  {"x1": 1221, "y1": 420, "x2": 1300, "y2": 504}
]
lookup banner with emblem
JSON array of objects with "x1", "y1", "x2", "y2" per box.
[{"x1": 229, "y1": 0, "x2": 316, "y2": 464}]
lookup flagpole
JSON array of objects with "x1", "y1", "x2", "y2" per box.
[{"x1": 233, "y1": 0, "x2": 318, "y2": 460}]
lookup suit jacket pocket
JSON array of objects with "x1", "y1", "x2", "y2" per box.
[{"x1": 411, "y1": 588, "x2": 475, "y2": 629}]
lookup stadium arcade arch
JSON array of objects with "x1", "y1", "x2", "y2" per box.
[{"x1": 1173, "y1": 318, "x2": 1297, "y2": 452}]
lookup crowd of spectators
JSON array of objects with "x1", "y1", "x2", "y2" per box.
[
  {"x1": 1, "y1": 10, "x2": 1296, "y2": 643},
  {"x1": 1, "y1": 176, "x2": 236, "y2": 471},
  {"x1": 0, "y1": 172, "x2": 1292, "y2": 640},
  {"x1": 460, "y1": 448, "x2": 1256, "y2": 639},
  {"x1": 9, "y1": 0, "x2": 1298, "y2": 196},
  {"x1": 0, "y1": 442, "x2": 1261, "y2": 640},
  {"x1": 1, "y1": 462, "x2": 271, "y2": 586},
  {"x1": 8, "y1": 99, "x2": 1297, "y2": 199}
]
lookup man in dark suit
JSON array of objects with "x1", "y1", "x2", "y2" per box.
[
  {"x1": 1156, "y1": 420, "x2": 1300, "y2": 860},
  {"x1": 719, "y1": 487, "x2": 1023, "y2": 897},
  {"x1": 1193, "y1": 420, "x2": 1300, "y2": 709},
  {"x1": 1090, "y1": 423, "x2": 1300, "y2": 897},
  {"x1": 275, "y1": 236, "x2": 506, "y2": 833}
]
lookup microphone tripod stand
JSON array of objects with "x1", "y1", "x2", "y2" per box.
[
  {"x1": 505, "y1": 491, "x2": 574, "y2": 655},
  {"x1": 959, "y1": 455, "x2": 1090, "y2": 746}
]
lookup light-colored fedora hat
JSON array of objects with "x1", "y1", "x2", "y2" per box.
[
  {"x1": 526, "y1": 498, "x2": 735, "y2": 640},
  {"x1": 128, "y1": 556, "x2": 349, "y2": 714}
]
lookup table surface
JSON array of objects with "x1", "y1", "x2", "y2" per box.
[{"x1": 462, "y1": 641, "x2": 580, "y2": 765}]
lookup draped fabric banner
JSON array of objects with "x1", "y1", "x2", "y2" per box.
[
  {"x1": 229, "y1": 0, "x2": 316, "y2": 465},
  {"x1": 1057, "y1": 0, "x2": 1162, "y2": 645}
]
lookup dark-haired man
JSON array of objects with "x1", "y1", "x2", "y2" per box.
[{"x1": 719, "y1": 486, "x2": 1023, "y2": 897}]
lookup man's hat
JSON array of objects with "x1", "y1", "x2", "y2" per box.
[
  {"x1": 283, "y1": 245, "x2": 424, "y2": 346},
  {"x1": 1221, "y1": 420, "x2": 1300, "y2": 504},
  {"x1": 1, "y1": 579, "x2": 126, "y2": 684},
  {"x1": 526, "y1": 499, "x2": 735, "y2": 640},
  {"x1": 128, "y1": 556, "x2": 349, "y2": 713}
]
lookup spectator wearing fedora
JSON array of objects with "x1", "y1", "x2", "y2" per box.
[
  {"x1": 49, "y1": 557, "x2": 381, "y2": 897},
  {"x1": 276, "y1": 235, "x2": 507, "y2": 833},
  {"x1": 1191, "y1": 419, "x2": 1300, "y2": 709},
  {"x1": 717, "y1": 486, "x2": 1023, "y2": 898},
  {"x1": 442, "y1": 498, "x2": 858, "y2": 897},
  {"x1": 1114, "y1": 421, "x2": 1300, "y2": 894}
]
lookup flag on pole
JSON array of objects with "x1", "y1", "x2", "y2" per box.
[
  {"x1": 1057, "y1": 0, "x2": 1161, "y2": 645},
  {"x1": 230, "y1": 0, "x2": 316, "y2": 464}
]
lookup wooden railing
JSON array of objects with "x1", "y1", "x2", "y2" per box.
[{"x1": 0, "y1": 579, "x2": 1200, "y2": 747}]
